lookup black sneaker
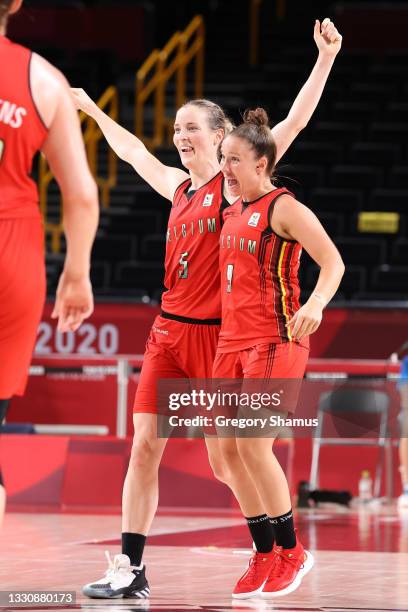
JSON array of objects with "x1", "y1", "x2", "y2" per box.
[{"x1": 83, "y1": 552, "x2": 150, "y2": 599}]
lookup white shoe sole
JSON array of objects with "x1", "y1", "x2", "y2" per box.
[
  {"x1": 82, "y1": 586, "x2": 150, "y2": 599},
  {"x1": 261, "y1": 550, "x2": 314, "y2": 598},
  {"x1": 231, "y1": 581, "x2": 267, "y2": 599}
]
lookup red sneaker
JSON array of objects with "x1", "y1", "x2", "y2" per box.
[
  {"x1": 261, "y1": 538, "x2": 314, "y2": 598},
  {"x1": 232, "y1": 551, "x2": 276, "y2": 599}
]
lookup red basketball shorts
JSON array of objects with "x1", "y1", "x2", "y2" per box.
[
  {"x1": 0, "y1": 217, "x2": 46, "y2": 397},
  {"x1": 133, "y1": 314, "x2": 220, "y2": 413},
  {"x1": 212, "y1": 341, "x2": 309, "y2": 379},
  {"x1": 212, "y1": 341, "x2": 309, "y2": 415}
]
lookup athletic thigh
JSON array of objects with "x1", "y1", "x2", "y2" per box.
[
  {"x1": 0, "y1": 219, "x2": 46, "y2": 397},
  {"x1": 133, "y1": 317, "x2": 187, "y2": 414}
]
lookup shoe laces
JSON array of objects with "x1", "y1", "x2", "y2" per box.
[
  {"x1": 104, "y1": 551, "x2": 139, "y2": 581},
  {"x1": 240, "y1": 552, "x2": 268, "y2": 584},
  {"x1": 272, "y1": 546, "x2": 303, "y2": 578}
]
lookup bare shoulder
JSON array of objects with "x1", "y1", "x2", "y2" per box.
[
  {"x1": 274, "y1": 193, "x2": 302, "y2": 215},
  {"x1": 272, "y1": 193, "x2": 314, "y2": 238},
  {"x1": 30, "y1": 53, "x2": 69, "y2": 128},
  {"x1": 275, "y1": 193, "x2": 315, "y2": 216}
]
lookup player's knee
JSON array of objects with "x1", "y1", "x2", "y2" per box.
[
  {"x1": 207, "y1": 451, "x2": 229, "y2": 483},
  {"x1": 129, "y1": 435, "x2": 162, "y2": 473},
  {"x1": 236, "y1": 438, "x2": 264, "y2": 469},
  {"x1": 215, "y1": 440, "x2": 245, "y2": 486}
]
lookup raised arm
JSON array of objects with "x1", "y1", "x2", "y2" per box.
[
  {"x1": 271, "y1": 195, "x2": 345, "y2": 341},
  {"x1": 272, "y1": 18, "x2": 342, "y2": 163},
  {"x1": 32, "y1": 54, "x2": 99, "y2": 333},
  {"x1": 71, "y1": 88, "x2": 189, "y2": 202}
]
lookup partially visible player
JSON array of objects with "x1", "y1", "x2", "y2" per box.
[
  {"x1": 396, "y1": 342, "x2": 408, "y2": 509},
  {"x1": 215, "y1": 108, "x2": 344, "y2": 598},
  {"x1": 73, "y1": 19, "x2": 342, "y2": 599},
  {"x1": 0, "y1": 0, "x2": 99, "y2": 526}
]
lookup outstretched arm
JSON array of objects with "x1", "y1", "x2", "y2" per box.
[
  {"x1": 272, "y1": 18, "x2": 342, "y2": 163},
  {"x1": 71, "y1": 88, "x2": 189, "y2": 201}
]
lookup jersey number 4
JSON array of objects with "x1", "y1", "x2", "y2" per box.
[{"x1": 178, "y1": 251, "x2": 189, "y2": 279}]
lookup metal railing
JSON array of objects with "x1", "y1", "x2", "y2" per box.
[
  {"x1": 135, "y1": 15, "x2": 205, "y2": 150},
  {"x1": 249, "y1": 0, "x2": 287, "y2": 66},
  {"x1": 40, "y1": 86, "x2": 119, "y2": 253},
  {"x1": 28, "y1": 353, "x2": 143, "y2": 438},
  {"x1": 249, "y1": 0, "x2": 263, "y2": 66}
]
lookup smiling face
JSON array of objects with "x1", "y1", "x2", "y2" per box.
[
  {"x1": 173, "y1": 105, "x2": 223, "y2": 172},
  {"x1": 220, "y1": 135, "x2": 270, "y2": 200}
]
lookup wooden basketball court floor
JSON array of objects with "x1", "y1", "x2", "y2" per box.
[{"x1": 1, "y1": 504, "x2": 408, "y2": 612}]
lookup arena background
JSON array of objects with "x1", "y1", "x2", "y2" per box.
[{"x1": 2, "y1": 0, "x2": 407, "y2": 512}]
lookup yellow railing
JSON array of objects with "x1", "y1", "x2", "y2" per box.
[
  {"x1": 135, "y1": 15, "x2": 205, "y2": 150},
  {"x1": 40, "y1": 86, "x2": 118, "y2": 253},
  {"x1": 276, "y1": 0, "x2": 286, "y2": 21},
  {"x1": 249, "y1": 0, "x2": 286, "y2": 66}
]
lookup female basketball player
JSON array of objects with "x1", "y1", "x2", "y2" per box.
[
  {"x1": 214, "y1": 108, "x2": 344, "y2": 598},
  {"x1": 74, "y1": 19, "x2": 342, "y2": 599},
  {"x1": 0, "y1": 0, "x2": 99, "y2": 525}
]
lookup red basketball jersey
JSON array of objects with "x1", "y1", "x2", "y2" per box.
[
  {"x1": 0, "y1": 35, "x2": 48, "y2": 219},
  {"x1": 218, "y1": 188, "x2": 305, "y2": 351},
  {"x1": 161, "y1": 171, "x2": 227, "y2": 320}
]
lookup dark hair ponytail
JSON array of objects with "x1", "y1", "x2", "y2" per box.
[{"x1": 243, "y1": 107, "x2": 270, "y2": 128}]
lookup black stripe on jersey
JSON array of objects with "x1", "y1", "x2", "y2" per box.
[
  {"x1": 258, "y1": 229, "x2": 273, "y2": 319},
  {"x1": 284, "y1": 242, "x2": 296, "y2": 319},
  {"x1": 270, "y1": 239, "x2": 289, "y2": 342},
  {"x1": 265, "y1": 343, "x2": 276, "y2": 379},
  {"x1": 258, "y1": 227, "x2": 273, "y2": 267},
  {"x1": 28, "y1": 52, "x2": 48, "y2": 131},
  {"x1": 161, "y1": 310, "x2": 221, "y2": 325}
]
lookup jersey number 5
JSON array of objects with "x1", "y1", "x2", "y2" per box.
[{"x1": 178, "y1": 251, "x2": 189, "y2": 279}]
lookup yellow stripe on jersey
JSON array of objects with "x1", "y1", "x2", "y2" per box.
[{"x1": 277, "y1": 240, "x2": 292, "y2": 341}]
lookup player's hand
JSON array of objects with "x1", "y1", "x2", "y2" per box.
[
  {"x1": 314, "y1": 18, "x2": 342, "y2": 58},
  {"x1": 286, "y1": 300, "x2": 323, "y2": 341},
  {"x1": 51, "y1": 272, "x2": 94, "y2": 333},
  {"x1": 70, "y1": 88, "x2": 98, "y2": 117}
]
